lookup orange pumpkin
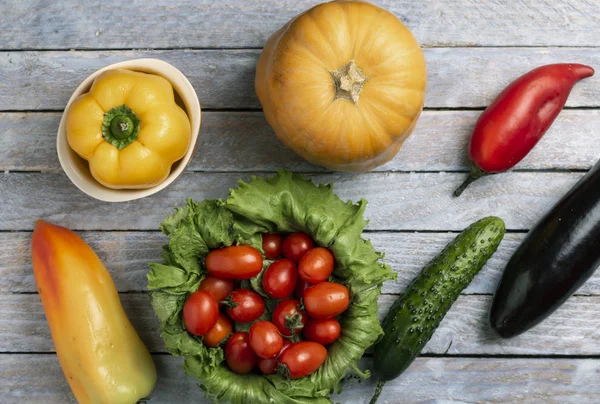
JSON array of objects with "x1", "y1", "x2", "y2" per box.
[{"x1": 255, "y1": 0, "x2": 427, "y2": 172}]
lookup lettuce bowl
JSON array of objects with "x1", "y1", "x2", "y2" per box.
[{"x1": 147, "y1": 171, "x2": 394, "y2": 403}]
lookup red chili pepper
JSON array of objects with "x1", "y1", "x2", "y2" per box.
[{"x1": 454, "y1": 63, "x2": 594, "y2": 197}]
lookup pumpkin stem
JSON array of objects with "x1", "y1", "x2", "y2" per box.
[{"x1": 330, "y1": 60, "x2": 368, "y2": 104}]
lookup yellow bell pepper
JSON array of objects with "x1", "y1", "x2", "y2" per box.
[
  {"x1": 66, "y1": 68, "x2": 191, "y2": 189},
  {"x1": 32, "y1": 220, "x2": 157, "y2": 404}
]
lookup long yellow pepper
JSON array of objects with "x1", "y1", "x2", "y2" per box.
[{"x1": 32, "y1": 220, "x2": 156, "y2": 403}]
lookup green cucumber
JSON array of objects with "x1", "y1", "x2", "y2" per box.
[{"x1": 370, "y1": 216, "x2": 505, "y2": 403}]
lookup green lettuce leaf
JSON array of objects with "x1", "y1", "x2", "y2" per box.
[{"x1": 148, "y1": 170, "x2": 395, "y2": 403}]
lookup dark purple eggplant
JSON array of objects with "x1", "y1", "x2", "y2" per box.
[{"x1": 490, "y1": 158, "x2": 600, "y2": 338}]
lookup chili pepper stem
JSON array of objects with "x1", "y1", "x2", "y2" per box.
[
  {"x1": 369, "y1": 381, "x2": 385, "y2": 404},
  {"x1": 453, "y1": 167, "x2": 488, "y2": 197}
]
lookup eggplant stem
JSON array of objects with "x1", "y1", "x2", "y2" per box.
[
  {"x1": 369, "y1": 381, "x2": 385, "y2": 404},
  {"x1": 453, "y1": 167, "x2": 488, "y2": 197}
]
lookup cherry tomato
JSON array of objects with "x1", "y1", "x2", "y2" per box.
[
  {"x1": 203, "y1": 313, "x2": 233, "y2": 347},
  {"x1": 272, "y1": 299, "x2": 307, "y2": 336},
  {"x1": 304, "y1": 282, "x2": 349, "y2": 320},
  {"x1": 262, "y1": 233, "x2": 283, "y2": 260},
  {"x1": 225, "y1": 332, "x2": 258, "y2": 374},
  {"x1": 206, "y1": 246, "x2": 263, "y2": 279},
  {"x1": 258, "y1": 339, "x2": 292, "y2": 375},
  {"x1": 282, "y1": 233, "x2": 314, "y2": 262},
  {"x1": 226, "y1": 289, "x2": 265, "y2": 323},
  {"x1": 183, "y1": 291, "x2": 219, "y2": 336},
  {"x1": 262, "y1": 259, "x2": 298, "y2": 299},
  {"x1": 278, "y1": 341, "x2": 327, "y2": 379},
  {"x1": 303, "y1": 318, "x2": 341, "y2": 345},
  {"x1": 249, "y1": 320, "x2": 284, "y2": 359},
  {"x1": 298, "y1": 247, "x2": 334, "y2": 284},
  {"x1": 198, "y1": 275, "x2": 235, "y2": 301},
  {"x1": 280, "y1": 337, "x2": 293, "y2": 354},
  {"x1": 295, "y1": 279, "x2": 311, "y2": 299}
]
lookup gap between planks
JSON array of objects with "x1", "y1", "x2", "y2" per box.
[
  {"x1": 2, "y1": 110, "x2": 599, "y2": 173},
  {"x1": 3, "y1": 355, "x2": 599, "y2": 404},
  {"x1": 3, "y1": 294, "x2": 600, "y2": 356},
  {"x1": 2, "y1": 48, "x2": 599, "y2": 110},
  {"x1": 4, "y1": 231, "x2": 600, "y2": 295}
]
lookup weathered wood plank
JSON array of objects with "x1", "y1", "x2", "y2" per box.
[
  {"x1": 336, "y1": 358, "x2": 600, "y2": 404},
  {"x1": 4, "y1": 294, "x2": 600, "y2": 356},
  {"x1": 1, "y1": 355, "x2": 599, "y2": 403},
  {"x1": 0, "y1": 232, "x2": 166, "y2": 293},
  {"x1": 4, "y1": 231, "x2": 600, "y2": 296},
  {"x1": 0, "y1": 171, "x2": 582, "y2": 231},
  {"x1": 4, "y1": 110, "x2": 600, "y2": 173},
  {"x1": 1, "y1": 48, "x2": 599, "y2": 111},
  {"x1": 3, "y1": 0, "x2": 600, "y2": 49},
  {"x1": 0, "y1": 294, "x2": 160, "y2": 354}
]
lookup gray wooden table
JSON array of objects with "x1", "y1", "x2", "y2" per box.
[{"x1": 2, "y1": 1, "x2": 600, "y2": 403}]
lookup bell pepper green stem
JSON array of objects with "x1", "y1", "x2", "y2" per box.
[{"x1": 102, "y1": 105, "x2": 141, "y2": 150}]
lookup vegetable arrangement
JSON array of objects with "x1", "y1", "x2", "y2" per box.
[
  {"x1": 28, "y1": 0, "x2": 598, "y2": 402},
  {"x1": 147, "y1": 171, "x2": 395, "y2": 403},
  {"x1": 181, "y1": 235, "x2": 349, "y2": 380}
]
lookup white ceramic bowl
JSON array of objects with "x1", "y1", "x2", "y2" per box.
[{"x1": 57, "y1": 58, "x2": 201, "y2": 202}]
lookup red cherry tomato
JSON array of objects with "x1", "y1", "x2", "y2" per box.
[
  {"x1": 278, "y1": 341, "x2": 327, "y2": 379},
  {"x1": 298, "y1": 247, "x2": 335, "y2": 283},
  {"x1": 225, "y1": 332, "x2": 258, "y2": 374},
  {"x1": 295, "y1": 279, "x2": 311, "y2": 299},
  {"x1": 206, "y1": 246, "x2": 263, "y2": 279},
  {"x1": 282, "y1": 233, "x2": 314, "y2": 262},
  {"x1": 226, "y1": 289, "x2": 265, "y2": 323},
  {"x1": 249, "y1": 320, "x2": 284, "y2": 359},
  {"x1": 262, "y1": 259, "x2": 298, "y2": 299},
  {"x1": 280, "y1": 337, "x2": 293, "y2": 354},
  {"x1": 257, "y1": 356, "x2": 278, "y2": 375},
  {"x1": 304, "y1": 282, "x2": 349, "y2": 319},
  {"x1": 183, "y1": 291, "x2": 219, "y2": 336},
  {"x1": 303, "y1": 318, "x2": 341, "y2": 345},
  {"x1": 272, "y1": 299, "x2": 307, "y2": 336},
  {"x1": 198, "y1": 275, "x2": 235, "y2": 301},
  {"x1": 262, "y1": 233, "x2": 283, "y2": 260},
  {"x1": 203, "y1": 313, "x2": 233, "y2": 347},
  {"x1": 258, "y1": 339, "x2": 292, "y2": 375}
]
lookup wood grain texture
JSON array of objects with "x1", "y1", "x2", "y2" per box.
[
  {"x1": 0, "y1": 171, "x2": 582, "y2": 231},
  {"x1": 4, "y1": 231, "x2": 600, "y2": 296},
  {"x1": 4, "y1": 293, "x2": 600, "y2": 356},
  {"x1": 1, "y1": 355, "x2": 599, "y2": 403},
  {"x1": 1, "y1": 48, "x2": 598, "y2": 111},
  {"x1": 3, "y1": 0, "x2": 600, "y2": 49},
  {"x1": 0, "y1": 232, "x2": 166, "y2": 293},
  {"x1": 4, "y1": 110, "x2": 600, "y2": 173}
]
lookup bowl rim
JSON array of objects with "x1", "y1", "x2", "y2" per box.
[{"x1": 56, "y1": 58, "x2": 201, "y2": 202}]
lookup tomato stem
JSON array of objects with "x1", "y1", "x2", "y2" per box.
[
  {"x1": 276, "y1": 362, "x2": 291, "y2": 380},
  {"x1": 284, "y1": 313, "x2": 305, "y2": 335},
  {"x1": 453, "y1": 166, "x2": 488, "y2": 197},
  {"x1": 219, "y1": 297, "x2": 237, "y2": 309},
  {"x1": 369, "y1": 381, "x2": 385, "y2": 404}
]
